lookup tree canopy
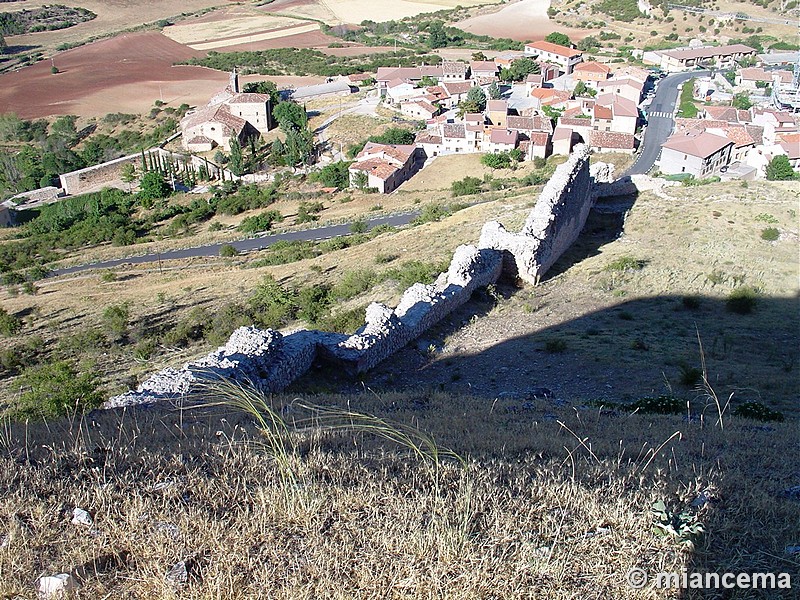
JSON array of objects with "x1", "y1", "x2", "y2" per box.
[
  {"x1": 273, "y1": 101, "x2": 307, "y2": 132},
  {"x1": 765, "y1": 155, "x2": 796, "y2": 181},
  {"x1": 545, "y1": 32, "x2": 571, "y2": 47},
  {"x1": 242, "y1": 80, "x2": 281, "y2": 105}
]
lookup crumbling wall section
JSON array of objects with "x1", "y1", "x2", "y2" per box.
[
  {"x1": 105, "y1": 327, "x2": 325, "y2": 408},
  {"x1": 104, "y1": 147, "x2": 599, "y2": 409},
  {"x1": 325, "y1": 245, "x2": 503, "y2": 373},
  {"x1": 479, "y1": 144, "x2": 594, "y2": 284}
]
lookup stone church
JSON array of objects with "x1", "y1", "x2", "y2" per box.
[{"x1": 180, "y1": 70, "x2": 274, "y2": 153}]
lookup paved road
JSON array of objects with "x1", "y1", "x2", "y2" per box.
[
  {"x1": 51, "y1": 212, "x2": 419, "y2": 277},
  {"x1": 625, "y1": 70, "x2": 710, "y2": 176}
]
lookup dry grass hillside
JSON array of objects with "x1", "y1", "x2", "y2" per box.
[
  {"x1": 0, "y1": 168, "x2": 797, "y2": 597},
  {"x1": 0, "y1": 384, "x2": 798, "y2": 598}
]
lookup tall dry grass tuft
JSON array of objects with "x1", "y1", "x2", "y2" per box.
[{"x1": 202, "y1": 378, "x2": 476, "y2": 560}]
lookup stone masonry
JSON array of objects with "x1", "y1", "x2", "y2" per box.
[{"x1": 104, "y1": 148, "x2": 606, "y2": 408}]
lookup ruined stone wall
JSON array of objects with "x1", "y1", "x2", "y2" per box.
[
  {"x1": 479, "y1": 144, "x2": 595, "y2": 284},
  {"x1": 104, "y1": 148, "x2": 600, "y2": 409}
]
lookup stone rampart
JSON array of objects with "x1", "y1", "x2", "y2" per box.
[
  {"x1": 479, "y1": 144, "x2": 594, "y2": 284},
  {"x1": 104, "y1": 147, "x2": 601, "y2": 408}
]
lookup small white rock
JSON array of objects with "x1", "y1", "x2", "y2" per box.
[
  {"x1": 37, "y1": 573, "x2": 77, "y2": 599},
  {"x1": 71, "y1": 508, "x2": 92, "y2": 527}
]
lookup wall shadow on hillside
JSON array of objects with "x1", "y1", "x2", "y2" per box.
[{"x1": 540, "y1": 194, "x2": 635, "y2": 282}]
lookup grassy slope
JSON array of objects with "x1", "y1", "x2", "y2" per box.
[
  {"x1": 0, "y1": 170, "x2": 798, "y2": 597},
  {"x1": 0, "y1": 387, "x2": 797, "y2": 598}
]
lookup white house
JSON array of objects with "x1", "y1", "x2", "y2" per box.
[
  {"x1": 523, "y1": 40, "x2": 583, "y2": 74},
  {"x1": 348, "y1": 142, "x2": 419, "y2": 193},
  {"x1": 659, "y1": 130, "x2": 733, "y2": 177}
]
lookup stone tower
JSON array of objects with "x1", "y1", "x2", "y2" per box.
[{"x1": 230, "y1": 67, "x2": 239, "y2": 93}]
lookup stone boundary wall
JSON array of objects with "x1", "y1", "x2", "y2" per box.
[
  {"x1": 59, "y1": 149, "x2": 233, "y2": 196},
  {"x1": 104, "y1": 148, "x2": 603, "y2": 409}
]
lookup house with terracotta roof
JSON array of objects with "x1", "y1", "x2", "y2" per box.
[
  {"x1": 751, "y1": 108, "x2": 799, "y2": 145},
  {"x1": 348, "y1": 142, "x2": 420, "y2": 193},
  {"x1": 613, "y1": 65, "x2": 650, "y2": 84},
  {"x1": 523, "y1": 40, "x2": 583, "y2": 74},
  {"x1": 486, "y1": 100, "x2": 508, "y2": 128},
  {"x1": 573, "y1": 61, "x2": 612, "y2": 86},
  {"x1": 525, "y1": 74, "x2": 544, "y2": 95},
  {"x1": 589, "y1": 131, "x2": 636, "y2": 154},
  {"x1": 385, "y1": 80, "x2": 420, "y2": 105},
  {"x1": 701, "y1": 105, "x2": 751, "y2": 124},
  {"x1": 658, "y1": 130, "x2": 733, "y2": 177},
  {"x1": 652, "y1": 44, "x2": 757, "y2": 72},
  {"x1": 441, "y1": 61, "x2": 469, "y2": 82},
  {"x1": 594, "y1": 94, "x2": 639, "y2": 135},
  {"x1": 529, "y1": 88, "x2": 572, "y2": 110},
  {"x1": 441, "y1": 81, "x2": 474, "y2": 108},
  {"x1": 470, "y1": 61, "x2": 498, "y2": 81},
  {"x1": 776, "y1": 133, "x2": 800, "y2": 169},
  {"x1": 595, "y1": 78, "x2": 644, "y2": 103},
  {"x1": 180, "y1": 70, "x2": 272, "y2": 153},
  {"x1": 736, "y1": 68, "x2": 793, "y2": 89},
  {"x1": 400, "y1": 99, "x2": 440, "y2": 120},
  {"x1": 485, "y1": 129, "x2": 519, "y2": 153}
]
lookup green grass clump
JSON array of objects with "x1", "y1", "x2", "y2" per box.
[
  {"x1": 726, "y1": 286, "x2": 758, "y2": 314},
  {"x1": 733, "y1": 401, "x2": 784, "y2": 423},
  {"x1": 544, "y1": 337, "x2": 567, "y2": 353},
  {"x1": 760, "y1": 227, "x2": 779, "y2": 241},
  {"x1": 605, "y1": 256, "x2": 646, "y2": 272},
  {"x1": 631, "y1": 395, "x2": 685, "y2": 415}
]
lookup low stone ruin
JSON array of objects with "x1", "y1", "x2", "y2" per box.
[{"x1": 105, "y1": 145, "x2": 607, "y2": 408}]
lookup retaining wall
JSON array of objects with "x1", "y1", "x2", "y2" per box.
[
  {"x1": 59, "y1": 149, "x2": 232, "y2": 196},
  {"x1": 104, "y1": 147, "x2": 603, "y2": 409}
]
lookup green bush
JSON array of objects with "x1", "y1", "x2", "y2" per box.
[
  {"x1": 249, "y1": 275, "x2": 296, "y2": 329},
  {"x1": 732, "y1": 401, "x2": 784, "y2": 422},
  {"x1": 220, "y1": 244, "x2": 239, "y2": 257},
  {"x1": 760, "y1": 227, "x2": 779, "y2": 241},
  {"x1": 332, "y1": 269, "x2": 377, "y2": 300},
  {"x1": 296, "y1": 284, "x2": 332, "y2": 326},
  {"x1": 385, "y1": 260, "x2": 447, "y2": 289},
  {"x1": 102, "y1": 302, "x2": 130, "y2": 341},
  {"x1": 0, "y1": 307, "x2": 22, "y2": 336},
  {"x1": 238, "y1": 210, "x2": 284, "y2": 234},
  {"x1": 631, "y1": 395, "x2": 685, "y2": 415},
  {"x1": 726, "y1": 286, "x2": 758, "y2": 314},
  {"x1": 451, "y1": 176, "x2": 482, "y2": 197},
  {"x1": 15, "y1": 361, "x2": 103, "y2": 419}
]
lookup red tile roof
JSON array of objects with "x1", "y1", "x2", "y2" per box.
[
  {"x1": 590, "y1": 130, "x2": 635, "y2": 150},
  {"x1": 574, "y1": 61, "x2": 611, "y2": 74},
  {"x1": 662, "y1": 130, "x2": 733, "y2": 158},
  {"x1": 525, "y1": 40, "x2": 582, "y2": 58},
  {"x1": 489, "y1": 129, "x2": 518, "y2": 145}
]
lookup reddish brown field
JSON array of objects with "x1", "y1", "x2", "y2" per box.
[{"x1": 0, "y1": 31, "x2": 326, "y2": 119}]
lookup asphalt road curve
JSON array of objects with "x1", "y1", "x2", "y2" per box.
[
  {"x1": 626, "y1": 70, "x2": 710, "y2": 176},
  {"x1": 51, "y1": 211, "x2": 419, "y2": 277}
]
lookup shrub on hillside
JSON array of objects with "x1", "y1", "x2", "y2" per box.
[
  {"x1": 15, "y1": 361, "x2": 102, "y2": 419},
  {"x1": 726, "y1": 286, "x2": 758, "y2": 314},
  {"x1": 451, "y1": 176, "x2": 482, "y2": 197}
]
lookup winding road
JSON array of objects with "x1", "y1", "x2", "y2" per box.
[
  {"x1": 51, "y1": 212, "x2": 419, "y2": 277},
  {"x1": 625, "y1": 70, "x2": 710, "y2": 176},
  {"x1": 50, "y1": 74, "x2": 707, "y2": 277}
]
